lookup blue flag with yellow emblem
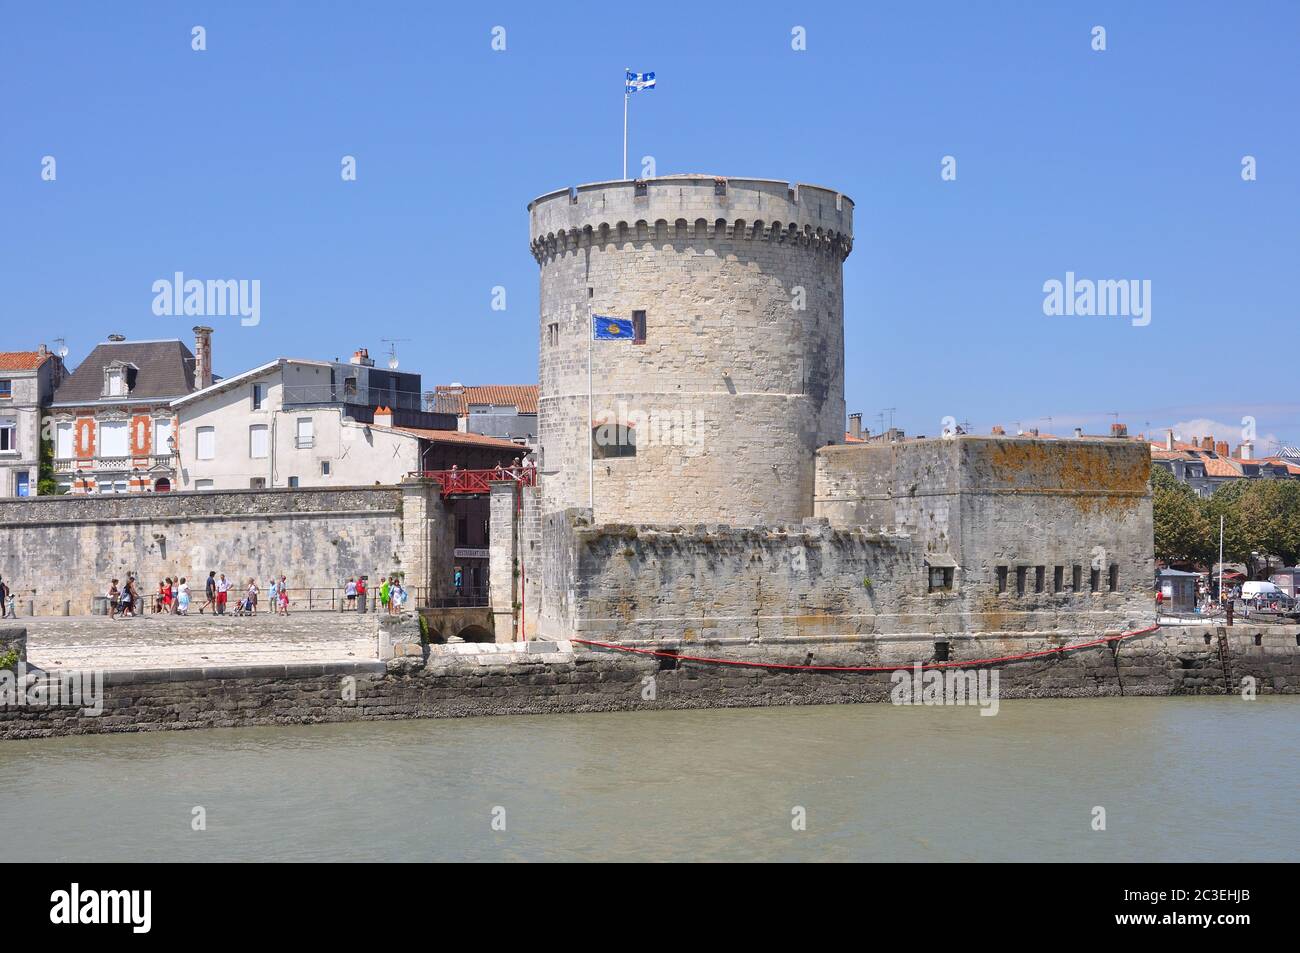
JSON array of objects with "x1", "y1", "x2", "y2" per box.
[{"x1": 592, "y1": 315, "x2": 634, "y2": 340}]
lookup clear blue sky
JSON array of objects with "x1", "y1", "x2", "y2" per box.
[{"x1": 3, "y1": 1, "x2": 1297, "y2": 449}]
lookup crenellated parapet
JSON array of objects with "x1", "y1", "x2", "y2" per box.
[{"x1": 528, "y1": 175, "x2": 853, "y2": 263}]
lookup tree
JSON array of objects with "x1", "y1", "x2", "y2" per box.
[{"x1": 1151, "y1": 464, "x2": 1212, "y2": 563}]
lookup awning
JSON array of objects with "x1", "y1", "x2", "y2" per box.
[{"x1": 924, "y1": 553, "x2": 959, "y2": 569}]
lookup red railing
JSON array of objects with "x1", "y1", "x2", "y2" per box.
[{"x1": 413, "y1": 467, "x2": 536, "y2": 496}]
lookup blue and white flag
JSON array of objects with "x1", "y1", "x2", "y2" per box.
[
  {"x1": 592, "y1": 315, "x2": 634, "y2": 340},
  {"x1": 626, "y1": 70, "x2": 656, "y2": 93}
]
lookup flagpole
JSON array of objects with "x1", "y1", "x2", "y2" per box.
[
  {"x1": 622, "y1": 67, "x2": 628, "y2": 179},
  {"x1": 588, "y1": 312, "x2": 594, "y2": 513}
]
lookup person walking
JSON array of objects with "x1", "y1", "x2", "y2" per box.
[
  {"x1": 246, "y1": 578, "x2": 259, "y2": 617},
  {"x1": 345, "y1": 577, "x2": 357, "y2": 611},
  {"x1": 108, "y1": 578, "x2": 120, "y2": 620},
  {"x1": 177, "y1": 577, "x2": 191, "y2": 615},
  {"x1": 198, "y1": 571, "x2": 216, "y2": 614},
  {"x1": 356, "y1": 576, "x2": 367, "y2": 613},
  {"x1": 277, "y1": 575, "x2": 289, "y2": 615},
  {"x1": 3, "y1": 590, "x2": 14, "y2": 620},
  {"x1": 0, "y1": 576, "x2": 8, "y2": 618},
  {"x1": 379, "y1": 576, "x2": 390, "y2": 615},
  {"x1": 216, "y1": 573, "x2": 230, "y2": 615},
  {"x1": 122, "y1": 575, "x2": 138, "y2": 618}
]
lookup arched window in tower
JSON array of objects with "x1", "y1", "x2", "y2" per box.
[{"x1": 592, "y1": 423, "x2": 636, "y2": 459}]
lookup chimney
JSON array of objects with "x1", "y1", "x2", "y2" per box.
[
  {"x1": 1215, "y1": 441, "x2": 1229, "y2": 457},
  {"x1": 373, "y1": 406, "x2": 393, "y2": 428},
  {"x1": 1110, "y1": 422, "x2": 1128, "y2": 438},
  {"x1": 849, "y1": 413, "x2": 862, "y2": 440},
  {"x1": 1201, "y1": 436, "x2": 1213, "y2": 451},
  {"x1": 991, "y1": 425, "x2": 1005, "y2": 436},
  {"x1": 351, "y1": 348, "x2": 374, "y2": 367},
  {"x1": 192, "y1": 326, "x2": 214, "y2": 389},
  {"x1": 1027, "y1": 427, "x2": 1039, "y2": 437},
  {"x1": 1074, "y1": 427, "x2": 1083, "y2": 439},
  {"x1": 1240, "y1": 441, "x2": 1253, "y2": 461},
  {"x1": 1165, "y1": 429, "x2": 1175, "y2": 451}
]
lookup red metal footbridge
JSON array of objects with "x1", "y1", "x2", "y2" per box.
[{"x1": 412, "y1": 467, "x2": 537, "y2": 497}]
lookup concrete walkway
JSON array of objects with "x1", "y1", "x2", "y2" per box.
[{"x1": 20, "y1": 612, "x2": 378, "y2": 671}]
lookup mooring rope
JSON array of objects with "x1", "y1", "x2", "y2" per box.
[{"x1": 570, "y1": 624, "x2": 1162, "y2": 672}]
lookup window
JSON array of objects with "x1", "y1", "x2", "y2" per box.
[
  {"x1": 634, "y1": 180, "x2": 648, "y2": 197},
  {"x1": 1053, "y1": 566, "x2": 1064, "y2": 593},
  {"x1": 296, "y1": 417, "x2": 314, "y2": 449},
  {"x1": 632, "y1": 309, "x2": 647, "y2": 344},
  {"x1": 456, "y1": 516, "x2": 468, "y2": 546},
  {"x1": 15, "y1": 472, "x2": 29, "y2": 497},
  {"x1": 196, "y1": 426, "x2": 216, "y2": 460},
  {"x1": 107, "y1": 368, "x2": 127, "y2": 396},
  {"x1": 0, "y1": 380, "x2": 11, "y2": 398},
  {"x1": 1072, "y1": 565, "x2": 1082, "y2": 592},
  {"x1": 55, "y1": 421, "x2": 73, "y2": 458},
  {"x1": 1090, "y1": 568, "x2": 1101, "y2": 593},
  {"x1": 99, "y1": 420, "x2": 128, "y2": 457},
  {"x1": 547, "y1": 322, "x2": 559, "y2": 346},
  {"x1": 996, "y1": 566, "x2": 1008, "y2": 594},
  {"x1": 287, "y1": 476, "x2": 299, "y2": 488},
  {"x1": 1015, "y1": 566, "x2": 1027, "y2": 596},
  {"x1": 1035, "y1": 566, "x2": 1045, "y2": 593},
  {"x1": 0, "y1": 417, "x2": 15, "y2": 452},
  {"x1": 250, "y1": 478, "x2": 266, "y2": 489},
  {"x1": 195, "y1": 479, "x2": 214, "y2": 491},
  {"x1": 249, "y1": 424, "x2": 269, "y2": 459},
  {"x1": 592, "y1": 424, "x2": 636, "y2": 459},
  {"x1": 1108, "y1": 564, "x2": 1120, "y2": 592},
  {"x1": 928, "y1": 566, "x2": 954, "y2": 592},
  {"x1": 252, "y1": 383, "x2": 265, "y2": 410},
  {"x1": 320, "y1": 460, "x2": 330, "y2": 476},
  {"x1": 153, "y1": 419, "x2": 173, "y2": 456}
]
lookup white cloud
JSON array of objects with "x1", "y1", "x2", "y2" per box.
[{"x1": 1168, "y1": 418, "x2": 1280, "y2": 453}]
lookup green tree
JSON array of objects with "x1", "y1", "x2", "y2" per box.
[{"x1": 1151, "y1": 465, "x2": 1211, "y2": 563}]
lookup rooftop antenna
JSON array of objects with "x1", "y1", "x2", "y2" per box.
[
  {"x1": 883, "y1": 407, "x2": 897, "y2": 431},
  {"x1": 380, "y1": 337, "x2": 411, "y2": 370},
  {"x1": 54, "y1": 336, "x2": 69, "y2": 359}
]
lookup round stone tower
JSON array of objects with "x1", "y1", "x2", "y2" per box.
[{"x1": 529, "y1": 174, "x2": 853, "y2": 526}]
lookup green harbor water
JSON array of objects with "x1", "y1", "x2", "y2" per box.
[{"x1": 1, "y1": 697, "x2": 1296, "y2": 862}]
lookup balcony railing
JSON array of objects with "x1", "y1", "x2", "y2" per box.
[
  {"x1": 282, "y1": 384, "x2": 426, "y2": 411},
  {"x1": 53, "y1": 453, "x2": 178, "y2": 473}
]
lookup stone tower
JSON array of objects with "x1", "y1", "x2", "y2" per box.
[{"x1": 529, "y1": 175, "x2": 853, "y2": 526}]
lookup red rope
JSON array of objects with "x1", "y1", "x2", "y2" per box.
[{"x1": 571, "y1": 624, "x2": 1161, "y2": 672}]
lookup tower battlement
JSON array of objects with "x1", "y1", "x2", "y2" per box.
[{"x1": 529, "y1": 176, "x2": 853, "y2": 263}]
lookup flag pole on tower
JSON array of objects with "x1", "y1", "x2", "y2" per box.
[{"x1": 622, "y1": 66, "x2": 629, "y2": 180}]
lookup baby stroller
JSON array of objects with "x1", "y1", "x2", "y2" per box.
[{"x1": 233, "y1": 593, "x2": 255, "y2": 616}]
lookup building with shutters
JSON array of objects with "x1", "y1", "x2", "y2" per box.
[
  {"x1": 47, "y1": 329, "x2": 212, "y2": 494},
  {"x1": 0, "y1": 345, "x2": 69, "y2": 497}
]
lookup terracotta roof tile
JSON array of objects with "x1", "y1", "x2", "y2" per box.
[
  {"x1": 1201, "y1": 456, "x2": 1242, "y2": 477},
  {"x1": 433, "y1": 385, "x2": 538, "y2": 416},
  {"x1": 0, "y1": 351, "x2": 53, "y2": 371},
  {"x1": 387, "y1": 426, "x2": 530, "y2": 452}
]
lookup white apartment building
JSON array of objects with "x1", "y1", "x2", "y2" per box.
[{"x1": 171, "y1": 359, "x2": 423, "y2": 490}]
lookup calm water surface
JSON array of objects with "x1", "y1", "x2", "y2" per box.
[{"x1": 1, "y1": 697, "x2": 1296, "y2": 862}]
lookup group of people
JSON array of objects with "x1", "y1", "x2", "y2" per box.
[{"x1": 106, "y1": 571, "x2": 292, "y2": 619}]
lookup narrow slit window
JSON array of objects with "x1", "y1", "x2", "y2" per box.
[
  {"x1": 632, "y1": 310, "x2": 646, "y2": 345},
  {"x1": 1053, "y1": 566, "x2": 1064, "y2": 593},
  {"x1": 1034, "y1": 566, "x2": 1045, "y2": 593},
  {"x1": 1108, "y1": 564, "x2": 1119, "y2": 592},
  {"x1": 1015, "y1": 567, "x2": 1027, "y2": 596},
  {"x1": 996, "y1": 566, "x2": 1008, "y2": 594},
  {"x1": 1072, "y1": 565, "x2": 1082, "y2": 592}
]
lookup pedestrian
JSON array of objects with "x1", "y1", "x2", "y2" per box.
[
  {"x1": 454, "y1": 566, "x2": 463, "y2": 598},
  {"x1": 267, "y1": 576, "x2": 278, "y2": 618},
  {"x1": 246, "y1": 578, "x2": 259, "y2": 617},
  {"x1": 122, "y1": 575, "x2": 138, "y2": 618},
  {"x1": 154, "y1": 580, "x2": 166, "y2": 614},
  {"x1": 277, "y1": 575, "x2": 289, "y2": 615},
  {"x1": 108, "y1": 578, "x2": 120, "y2": 620},
  {"x1": 0, "y1": 576, "x2": 8, "y2": 618},
  {"x1": 3, "y1": 591, "x2": 14, "y2": 620},
  {"x1": 216, "y1": 573, "x2": 230, "y2": 615},
  {"x1": 177, "y1": 577, "x2": 191, "y2": 615},
  {"x1": 198, "y1": 571, "x2": 216, "y2": 614},
  {"x1": 356, "y1": 576, "x2": 367, "y2": 613},
  {"x1": 379, "y1": 576, "x2": 390, "y2": 614},
  {"x1": 345, "y1": 577, "x2": 357, "y2": 610}
]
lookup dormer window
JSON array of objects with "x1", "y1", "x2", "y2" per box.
[{"x1": 102, "y1": 361, "x2": 136, "y2": 398}]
